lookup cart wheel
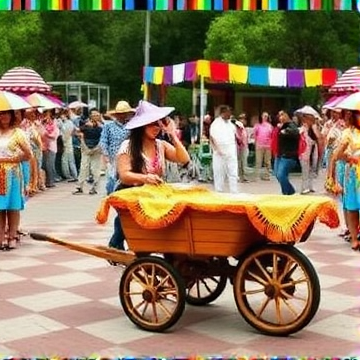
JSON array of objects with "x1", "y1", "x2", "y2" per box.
[
  {"x1": 119, "y1": 256, "x2": 186, "y2": 332},
  {"x1": 186, "y1": 275, "x2": 227, "y2": 306},
  {"x1": 233, "y1": 245, "x2": 320, "y2": 336}
]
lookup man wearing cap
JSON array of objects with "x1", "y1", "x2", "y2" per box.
[{"x1": 99, "y1": 100, "x2": 134, "y2": 252}]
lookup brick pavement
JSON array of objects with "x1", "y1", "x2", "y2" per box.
[{"x1": 0, "y1": 173, "x2": 359, "y2": 357}]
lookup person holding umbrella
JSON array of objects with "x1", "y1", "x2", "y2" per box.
[{"x1": 0, "y1": 91, "x2": 33, "y2": 250}]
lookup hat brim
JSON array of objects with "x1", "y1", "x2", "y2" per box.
[
  {"x1": 125, "y1": 106, "x2": 175, "y2": 130},
  {"x1": 295, "y1": 106, "x2": 320, "y2": 118},
  {"x1": 107, "y1": 108, "x2": 136, "y2": 115}
]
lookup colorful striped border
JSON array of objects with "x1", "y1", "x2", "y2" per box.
[
  {"x1": 4, "y1": 0, "x2": 359, "y2": 10},
  {"x1": 0, "y1": 357, "x2": 355, "y2": 359}
]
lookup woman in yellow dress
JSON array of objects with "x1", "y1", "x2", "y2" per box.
[{"x1": 0, "y1": 110, "x2": 32, "y2": 250}]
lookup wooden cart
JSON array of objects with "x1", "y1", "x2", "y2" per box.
[{"x1": 31, "y1": 184, "x2": 340, "y2": 337}]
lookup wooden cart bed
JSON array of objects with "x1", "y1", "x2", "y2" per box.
[{"x1": 97, "y1": 184, "x2": 339, "y2": 257}]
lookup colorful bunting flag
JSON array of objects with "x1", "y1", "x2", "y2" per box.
[
  {"x1": 322, "y1": 0, "x2": 334, "y2": 10},
  {"x1": 197, "y1": 60, "x2": 211, "y2": 78},
  {"x1": 125, "y1": 0, "x2": 134, "y2": 10},
  {"x1": 0, "y1": 0, "x2": 11, "y2": 10},
  {"x1": 112, "y1": 0, "x2": 122, "y2": 10},
  {"x1": 153, "y1": 67, "x2": 164, "y2": 85},
  {"x1": 310, "y1": 0, "x2": 322, "y2": 9},
  {"x1": 262, "y1": 0, "x2": 278, "y2": 10},
  {"x1": 248, "y1": 66, "x2": 269, "y2": 86},
  {"x1": 176, "y1": 0, "x2": 186, "y2": 10},
  {"x1": 71, "y1": 0, "x2": 79, "y2": 10},
  {"x1": 229, "y1": 64, "x2": 248, "y2": 83},
  {"x1": 287, "y1": 69, "x2": 305, "y2": 87},
  {"x1": 304, "y1": 69, "x2": 323, "y2": 87},
  {"x1": 339, "y1": 0, "x2": 352, "y2": 10}
]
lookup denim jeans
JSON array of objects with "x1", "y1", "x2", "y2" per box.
[
  {"x1": 43, "y1": 150, "x2": 57, "y2": 186},
  {"x1": 108, "y1": 215, "x2": 125, "y2": 250},
  {"x1": 274, "y1": 157, "x2": 297, "y2": 195}
]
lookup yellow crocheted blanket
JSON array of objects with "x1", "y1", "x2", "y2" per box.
[{"x1": 96, "y1": 184, "x2": 340, "y2": 243}]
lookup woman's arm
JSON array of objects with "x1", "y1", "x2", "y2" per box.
[
  {"x1": 327, "y1": 141, "x2": 348, "y2": 179},
  {"x1": 161, "y1": 119, "x2": 190, "y2": 164},
  {"x1": 163, "y1": 136, "x2": 190, "y2": 164},
  {"x1": 117, "y1": 153, "x2": 163, "y2": 186}
]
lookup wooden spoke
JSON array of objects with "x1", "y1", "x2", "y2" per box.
[
  {"x1": 155, "y1": 274, "x2": 171, "y2": 290},
  {"x1": 131, "y1": 272, "x2": 148, "y2": 288},
  {"x1": 241, "y1": 287, "x2": 265, "y2": 296},
  {"x1": 150, "y1": 264, "x2": 156, "y2": 286},
  {"x1": 124, "y1": 290, "x2": 144, "y2": 296},
  {"x1": 199, "y1": 278, "x2": 214, "y2": 294},
  {"x1": 138, "y1": 266, "x2": 150, "y2": 285},
  {"x1": 247, "y1": 270, "x2": 269, "y2": 286},
  {"x1": 254, "y1": 258, "x2": 272, "y2": 282},
  {"x1": 272, "y1": 253, "x2": 278, "y2": 280},
  {"x1": 156, "y1": 300, "x2": 173, "y2": 319},
  {"x1": 281, "y1": 277, "x2": 308, "y2": 288},
  {"x1": 151, "y1": 301, "x2": 159, "y2": 323},
  {"x1": 281, "y1": 297, "x2": 300, "y2": 318},
  {"x1": 133, "y1": 299, "x2": 146, "y2": 311},
  {"x1": 275, "y1": 296, "x2": 283, "y2": 324},
  {"x1": 141, "y1": 301, "x2": 150, "y2": 317},
  {"x1": 280, "y1": 289, "x2": 307, "y2": 302},
  {"x1": 256, "y1": 296, "x2": 271, "y2": 318}
]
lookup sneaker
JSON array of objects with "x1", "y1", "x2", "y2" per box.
[
  {"x1": 67, "y1": 178, "x2": 77, "y2": 183},
  {"x1": 89, "y1": 188, "x2": 98, "y2": 195},
  {"x1": 301, "y1": 189, "x2": 310, "y2": 195},
  {"x1": 72, "y1": 187, "x2": 83, "y2": 195}
]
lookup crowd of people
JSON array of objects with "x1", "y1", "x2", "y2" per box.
[{"x1": 0, "y1": 95, "x2": 358, "y2": 253}]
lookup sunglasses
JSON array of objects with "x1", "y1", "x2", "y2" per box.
[{"x1": 147, "y1": 118, "x2": 169, "y2": 127}]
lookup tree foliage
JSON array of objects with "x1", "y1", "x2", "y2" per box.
[
  {"x1": 0, "y1": 11, "x2": 359, "y2": 110},
  {"x1": 204, "y1": 11, "x2": 360, "y2": 70}
]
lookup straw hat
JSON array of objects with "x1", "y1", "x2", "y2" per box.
[
  {"x1": 107, "y1": 100, "x2": 135, "y2": 115},
  {"x1": 125, "y1": 100, "x2": 175, "y2": 130}
]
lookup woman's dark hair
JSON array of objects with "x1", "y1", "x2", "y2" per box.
[
  {"x1": 350, "y1": 111, "x2": 360, "y2": 130},
  {"x1": 9, "y1": 110, "x2": 16, "y2": 127},
  {"x1": 129, "y1": 126, "x2": 146, "y2": 173}
]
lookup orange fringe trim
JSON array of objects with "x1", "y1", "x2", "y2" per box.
[
  {"x1": 96, "y1": 184, "x2": 340, "y2": 243},
  {"x1": 0, "y1": 165, "x2": 6, "y2": 195}
]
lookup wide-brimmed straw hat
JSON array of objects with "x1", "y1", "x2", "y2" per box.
[
  {"x1": 125, "y1": 100, "x2": 175, "y2": 130},
  {"x1": 295, "y1": 105, "x2": 320, "y2": 119},
  {"x1": 107, "y1": 100, "x2": 135, "y2": 115}
]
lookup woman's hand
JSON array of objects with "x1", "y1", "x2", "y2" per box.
[
  {"x1": 160, "y1": 117, "x2": 177, "y2": 138},
  {"x1": 144, "y1": 173, "x2": 163, "y2": 185}
]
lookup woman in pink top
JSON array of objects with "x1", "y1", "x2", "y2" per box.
[
  {"x1": 253, "y1": 112, "x2": 273, "y2": 181},
  {"x1": 41, "y1": 111, "x2": 60, "y2": 188}
]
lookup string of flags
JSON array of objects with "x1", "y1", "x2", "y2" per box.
[
  {"x1": 3, "y1": 0, "x2": 359, "y2": 11},
  {"x1": 143, "y1": 60, "x2": 339, "y2": 88}
]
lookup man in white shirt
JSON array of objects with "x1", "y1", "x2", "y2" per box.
[{"x1": 209, "y1": 105, "x2": 238, "y2": 193}]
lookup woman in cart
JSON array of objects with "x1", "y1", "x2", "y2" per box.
[{"x1": 115, "y1": 100, "x2": 190, "y2": 251}]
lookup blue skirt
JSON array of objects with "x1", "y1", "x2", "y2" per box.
[
  {"x1": 343, "y1": 164, "x2": 360, "y2": 211},
  {"x1": 0, "y1": 163, "x2": 26, "y2": 211}
]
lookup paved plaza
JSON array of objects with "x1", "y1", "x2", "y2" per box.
[{"x1": 0, "y1": 172, "x2": 359, "y2": 358}]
